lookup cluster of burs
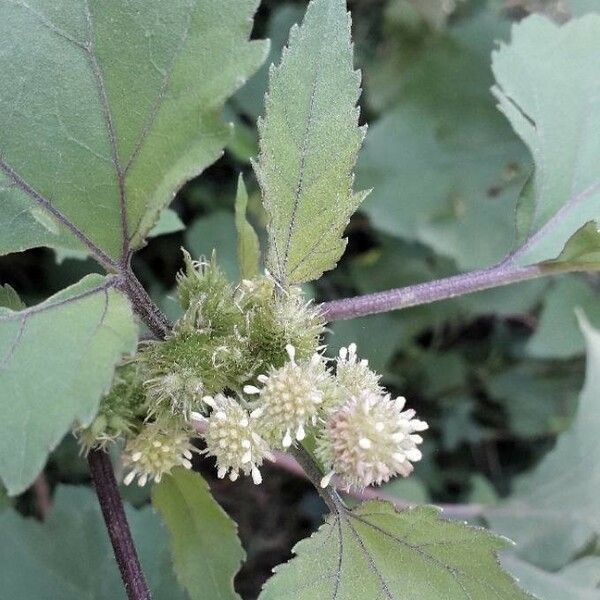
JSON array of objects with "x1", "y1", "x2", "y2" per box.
[{"x1": 77, "y1": 253, "x2": 427, "y2": 490}]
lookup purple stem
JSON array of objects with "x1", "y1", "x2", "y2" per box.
[
  {"x1": 320, "y1": 260, "x2": 575, "y2": 321},
  {"x1": 88, "y1": 449, "x2": 152, "y2": 600}
]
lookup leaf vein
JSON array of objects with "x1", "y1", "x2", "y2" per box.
[{"x1": 0, "y1": 158, "x2": 118, "y2": 270}]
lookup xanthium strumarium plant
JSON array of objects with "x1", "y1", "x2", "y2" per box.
[{"x1": 1, "y1": 0, "x2": 600, "y2": 598}]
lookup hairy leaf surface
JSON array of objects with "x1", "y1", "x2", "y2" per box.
[
  {"x1": 0, "y1": 486, "x2": 185, "y2": 599},
  {"x1": 152, "y1": 468, "x2": 245, "y2": 600},
  {"x1": 259, "y1": 501, "x2": 531, "y2": 599},
  {"x1": 492, "y1": 15, "x2": 600, "y2": 266},
  {"x1": 255, "y1": 0, "x2": 366, "y2": 285},
  {"x1": 0, "y1": 275, "x2": 137, "y2": 494},
  {"x1": 0, "y1": 0, "x2": 267, "y2": 265},
  {"x1": 486, "y1": 314, "x2": 600, "y2": 570}
]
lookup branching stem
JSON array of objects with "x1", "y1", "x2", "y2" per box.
[
  {"x1": 88, "y1": 449, "x2": 152, "y2": 600},
  {"x1": 95, "y1": 251, "x2": 587, "y2": 598},
  {"x1": 120, "y1": 268, "x2": 172, "y2": 339},
  {"x1": 88, "y1": 268, "x2": 168, "y2": 598},
  {"x1": 320, "y1": 258, "x2": 580, "y2": 321}
]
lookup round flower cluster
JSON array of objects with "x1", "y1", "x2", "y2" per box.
[
  {"x1": 81, "y1": 258, "x2": 427, "y2": 492},
  {"x1": 194, "y1": 394, "x2": 273, "y2": 484},
  {"x1": 313, "y1": 344, "x2": 428, "y2": 490},
  {"x1": 316, "y1": 390, "x2": 428, "y2": 489},
  {"x1": 243, "y1": 345, "x2": 329, "y2": 448},
  {"x1": 336, "y1": 343, "x2": 382, "y2": 397},
  {"x1": 122, "y1": 420, "x2": 198, "y2": 486},
  {"x1": 195, "y1": 343, "x2": 427, "y2": 491}
]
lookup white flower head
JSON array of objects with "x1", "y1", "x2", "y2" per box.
[
  {"x1": 244, "y1": 345, "x2": 330, "y2": 448},
  {"x1": 316, "y1": 389, "x2": 428, "y2": 490},
  {"x1": 123, "y1": 421, "x2": 198, "y2": 487},
  {"x1": 335, "y1": 343, "x2": 382, "y2": 400},
  {"x1": 199, "y1": 394, "x2": 273, "y2": 484}
]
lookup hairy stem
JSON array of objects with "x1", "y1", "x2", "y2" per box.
[
  {"x1": 120, "y1": 269, "x2": 171, "y2": 339},
  {"x1": 320, "y1": 259, "x2": 578, "y2": 321},
  {"x1": 88, "y1": 450, "x2": 152, "y2": 600},
  {"x1": 88, "y1": 270, "x2": 165, "y2": 600}
]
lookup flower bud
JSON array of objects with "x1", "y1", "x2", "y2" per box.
[{"x1": 335, "y1": 343, "x2": 382, "y2": 399}]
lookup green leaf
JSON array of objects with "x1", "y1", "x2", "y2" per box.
[
  {"x1": 149, "y1": 208, "x2": 185, "y2": 239},
  {"x1": 186, "y1": 211, "x2": 239, "y2": 282},
  {"x1": 0, "y1": 284, "x2": 25, "y2": 311},
  {"x1": 487, "y1": 362, "x2": 580, "y2": 438},
  {"x1": 492, "y1": 15, "x2": 600, "y2": 266},
  {"x1": 235, "y1": 175, "x2": 261, "y2": 280},
  {"x1": 358, "y1": 8, "x2": 529, "y2": 270},
  {"x1": 0, "y1": 274, "x2": 137, "y2": 494},
  {"x1": 0, "y1": 485, "x2": 185, "y2": 599},
  {"x1": 526, "y1": 275, "x2": 600, "y2": 358},
  {"x1": 502, "y1": 555, "x2": 600, "y2": 600},
  {"x1": 0, "y1": 0, "x2": 267, "y2": 265},
  {"x1": 152, "y1": 468, "x2": 245, "y2": 600},
  {"x1": 259, "y1": 501, "x2": 531, "y2": 600},
  {"x1": 486, "y1": 314, "x2": 600, "y2": 570},
  {"x1": 255, "y1": 0, "x2": 366, "y2": 286},
  {"x1": 547, "y1": 221, "x2": 600, "y2": 267}
]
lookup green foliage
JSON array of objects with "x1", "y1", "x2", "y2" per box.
[
  {"x1": 0, "y1": 486, "x2": 185, "y2": 599},
  {"x1": 502, "y1": 555, "x2": 600, "y2": 600},
  {"x1": 150, "y1": 209, "x2": 185, "y2": 239},
  {"x1": 186, "y1": 213, "x2": 240, "y2": 282},
  {"x1": 260, "y1": 501, "x2": 531, "y2": 599},
  {"x1": 492, "y1": 14, "x2": 600, "y2": 266},
  {"x1": 152, "y1": 468, "x2": 245, "y2": 600},
  {"x1": 0, "y1": 275, "x2": 137, "y2": 494},
  {"x1": 233, "y1": 4, "x2": 305, "y2": 120},
  {"x1": 0, "y1": 283, "x2": 25, "y2": 311},
  {"x1": 77, "y1": 362, "x2": 147, "y2": 452},
  {"x1": 235, "y1": 175, "x2": 261, "y2": 280},
  {"x1": 487, "y1": 362, "x2": 579, "y2": 438},
  {"x1": 2, "y1": 0, "x2": 600, "y2": 598},
  {"x1": 526, "y1": 275, "x2": 600, "y2": 358},
  {"x1": 486, "y1": 315, "x2": 600, "y2": 570},
  {"x1": 358, "y1": 4, "x2": 528, "y2": 270},
  {"x1": 255, "y1": 0, "x2": 366, "y2": 286},
  {"x1": 0, "y1": 0, "x2": 267, "y2": 262}
]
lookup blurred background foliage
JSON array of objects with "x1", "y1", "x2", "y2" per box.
[{"x1": 1, "y1": 0, "x2": 598, "y2": 597}]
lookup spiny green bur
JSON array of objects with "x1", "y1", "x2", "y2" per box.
[
  {"x1": 77, "y1": 363, "x2": 147, "y2": 451},
  {"x1": 167, "y1": 254, "x2": 324, "y2": 384}
]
